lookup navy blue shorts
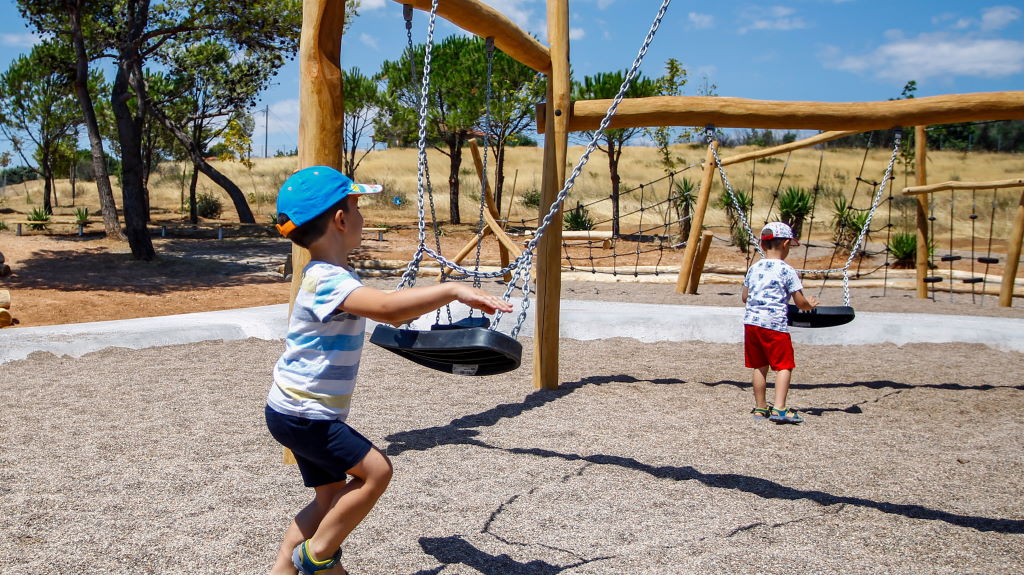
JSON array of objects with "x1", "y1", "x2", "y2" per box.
[{"x1": 265, "y1": 405, "x2": 374, "y2": 488}]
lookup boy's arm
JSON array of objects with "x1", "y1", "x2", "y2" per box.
[
  {"x1": 791, "y1": 290, "x2": 819, "y2": 311},
  {"x1": 741, "y1": 285, "x2": 749, "y2": 303},
  {"x1": 341, "y1": 283, "x2": 513, "y2": 325}
]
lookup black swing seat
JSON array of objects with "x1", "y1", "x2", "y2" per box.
[
  {"x1": 787, "y1": 305, "x2": 856, "y2": 328},
  {"x1": 369, "y1": 322, "x2": 522, "y2": 376}
]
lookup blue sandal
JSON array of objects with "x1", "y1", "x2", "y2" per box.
[
  {"x1": 769, "y1": 407, "x2": 804, "y2": 424},
  {"x1": 292, "y1": 540, "x2": 342, "y2": 575},
  {"x1": 751, "y1": 406, "x2": 771, "y2": 420}
]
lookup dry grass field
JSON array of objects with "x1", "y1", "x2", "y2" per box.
[{"x1": 2, "y1": 143, "x2": 1022, "y2": 242}]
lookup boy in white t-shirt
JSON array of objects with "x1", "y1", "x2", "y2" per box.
[
  {"x1": 265, "y1": 166, "x2": 512, "y2": 575},
  {"x1": 742, "y1": 222, "x2": 818, "y2": 424}
]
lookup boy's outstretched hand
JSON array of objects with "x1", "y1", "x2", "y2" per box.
[{"x1": 454, "y1": 285, "x2": 515, "y2": 315}]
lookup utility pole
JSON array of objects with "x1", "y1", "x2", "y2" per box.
[{"x1": 264, "y1": 105, "x2": 270, "y2": 158}]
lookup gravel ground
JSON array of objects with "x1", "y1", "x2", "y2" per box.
[{"x1": 1, "y1": 330, "x2": 1022, "y2": 574}]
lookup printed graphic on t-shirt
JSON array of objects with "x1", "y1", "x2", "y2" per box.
[{"x1": 743, "y1": 259, "x2": 802, "y2": 333}]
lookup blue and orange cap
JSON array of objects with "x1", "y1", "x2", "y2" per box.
[{"x1": 275, "y1": 166, "x2": 382, "y2": 238}]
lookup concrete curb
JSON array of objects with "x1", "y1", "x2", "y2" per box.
[{"x1": 1, "y1": 299, "x2": 1022, "y2": 366}]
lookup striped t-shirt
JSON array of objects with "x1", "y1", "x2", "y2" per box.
[{"x1": 267, "y1": 262, "x2": 365, "y2": 421}]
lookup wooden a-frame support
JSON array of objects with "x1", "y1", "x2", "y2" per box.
[{"x1": 295, "y1": 0, "x2": 1024, "y2": 391}]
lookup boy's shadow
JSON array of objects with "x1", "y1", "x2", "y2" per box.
[{"x1": 411, "y1": 535, "x2": 608, "y2": 575}]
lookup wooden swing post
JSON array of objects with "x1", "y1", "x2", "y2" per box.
[
  {"x1": 914, "y1": 126, "x2": 930, "y2": 299},
  {"x1": 533, "y1": 0, "x2": 570, "y2": 390}
]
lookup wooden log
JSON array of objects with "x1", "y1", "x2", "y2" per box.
[
  {"x1": 719, "y1": 130, "x2": 862, "y2": 166},
  {"x1": 0, "y1": 264, "x2": 9, "y2": 278},
  {"x1": 902, "y1": 178, "x2": 1024, "y2": 196},
  {"x1": 0, "y1": 308, "x2": 11, "y2": 328},
  {"x1": 0, "y1": 289, "x2": 9, "y2": 309},
  {"x1": 686, "y1": 232, "x2": 714, "y2": 294},
  {"x1": 914, "y1": 126, "x2": 929, "y2": 299},
  {"x1": 393, "y1": 0, "x2": 551, "y2": 73},
  {"x1": 0, "y1": 250, "x2": 4, "y2": 265},
  {"x1": 533, "y1": 0, "x2": 569, "y2": 391},
  {"x1": 538, "y1": 92, "x2": 1024, "y2": 133}
]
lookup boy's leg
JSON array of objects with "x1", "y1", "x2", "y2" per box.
[
  {"x1": 306, "y1": 447, "x2": 393, "y2": 563},
  {"x1": 752, "y1": 366, "x2": 769, "y2": 409},
  {"x1": 773, "y1": 368, "x2": 792, "y2": 409},
  {"x1": 270, "y1": 481, "x2": 349, "y2": 575}
]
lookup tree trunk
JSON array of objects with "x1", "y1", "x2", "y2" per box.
[
  {"x1": 608, "y1": 141, "x2": 621, "y2": 237},
  {"x1": 69, "y1": 2, "x2": 123, "y2": 240},
  {"x1": 189, "y1": 167, "x2": 199, "y2": 224},
  {"x1": 447, "y1": 133, "x2": 465, "y2": 225},
  {"x1": 112, "y1": 61, "x2": 155, "y2": 260},
  {"x1": 42, "y1": 168, "x2": 53, "y2": 214},
  {"x1": 494, "y1": 139, "x2": 506, "y2": 214},
  {"x1": 150, "y1": 104, "x2": 255, "y2": 223},
  {"x1": 192, "y1": 155, "x2": 256, "y2": 223}
]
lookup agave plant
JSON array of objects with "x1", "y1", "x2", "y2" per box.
[
  {"x1": 27, "y1": 206, "x2": 50, "y2": 231},
  {"x1": 777, "y1": 186, "x2": 812, "y2": 240}
]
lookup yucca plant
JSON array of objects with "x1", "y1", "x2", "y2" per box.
[
  {"x1": 831, "y1": 197, "x2": 870, "y2": 256},
  {"x1": 74, "y1": 207, "x2": 90, "y2": 225},
  {"x1": 717, "y1": 189, "x2": 754, "y2": 253},
  {"x1": 672, "y1": 177, "x2": 696, "y2": 241},
  {"x1": 777, "y1": 186, "x2": 812, "y2": 240}
]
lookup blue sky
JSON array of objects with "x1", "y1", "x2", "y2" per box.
[{"x1": 1, "y1": 0, "x2": 1023, "y2": 158}]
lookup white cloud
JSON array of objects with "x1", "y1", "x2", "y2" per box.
[
  {"x1": 0, "y1": 33, "x2": 38, "y2": 49},
  {"x1": 826, "y1": 35, "x2": 1024, "y2": 80},
  {"x1": 569, "y1": 27, "x2": 586, "y2": 40},
  {"x1": 687, "y1": 12, "x2": 714, "y2": 29},
  {"x1": 359, "y1": 0, "x2": 387, "y2": 10},
  {"x1": 359, "y1": 32, "x2": 379, "y2": 51},
  {"x1": 738, "y1": 6, "x2": 807, "y2": 34},
  {"x1": 981, "y1": 5, "x2": 1022, "y2": 30},
  {"x1": 596, "y1": 0, "x2": 615, "y2": 9}
]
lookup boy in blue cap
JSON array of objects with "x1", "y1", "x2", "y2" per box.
[
  {"x1": 742, "y1": 222, "x2": 818, "y2": 424},
  {"x1": 265, "y1": 166, "x2": 512, "y2": 574}
]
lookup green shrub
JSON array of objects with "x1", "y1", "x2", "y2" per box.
[
  {"x1": 521, "y1": 189, "x2": 541, "y2": 209},
  {"x1": 0, "y1": 220, "x2": 8, "y2": 232},
  {"x1": 196, "y1": 192, "x2": 223, "y2": 219},
  {"x1": 563, "y1": 202, "x2": 595, "y2": 231},
  {"x1": 74, "y1": 207, "x2": 90, "y2": 224}
]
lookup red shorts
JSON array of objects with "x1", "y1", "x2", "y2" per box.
[{"x1": 744, "y1": 324, "x2": 795, "y2": 371}]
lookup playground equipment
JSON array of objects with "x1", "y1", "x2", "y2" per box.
[{"x1": 295, "y1": 0, "x2": 1024, "y2": 388}]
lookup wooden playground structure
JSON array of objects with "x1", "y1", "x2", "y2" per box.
[{"x1": 295, "y1": 0, "x2": 1024, "y2": 389}]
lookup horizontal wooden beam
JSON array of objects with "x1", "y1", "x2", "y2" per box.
[
  {"x1": 903, "y1": 178, "x2": 1024, "y2": 196},
  {"x1": 537, "y1": 92, "x2": 1024, "y2": 133},
  {"x1": 394, "y1": 0, "x2": 551, "y2": 73}
]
